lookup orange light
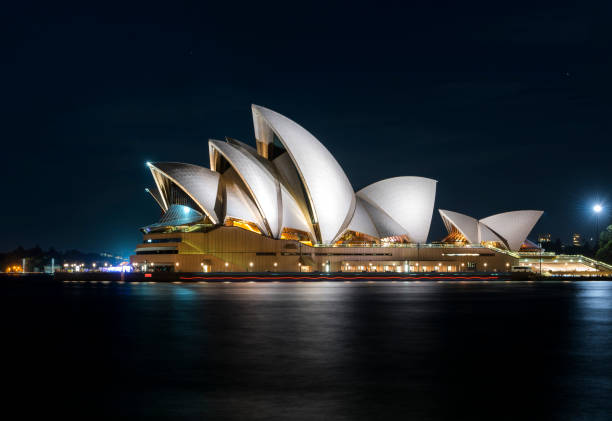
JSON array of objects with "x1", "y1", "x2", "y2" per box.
[{"x1": 229, "y1": 219, "x2": 261, "y2": 234}]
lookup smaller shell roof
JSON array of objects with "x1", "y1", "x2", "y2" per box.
[
  {"x1": 147, "y1": 162, "x2": 220, "y2": 224},
  {"x1": 439, "y1": 209, "x2": 479, "y2": 244},
  {"x1": 438, "y1": 209, "x2": 544, "y2": 251},
  {"x1": 479, "y1": 210, "x2": 544, "y2": 251},
  {"x1": 357, "y1": 176, "x2": 437, "y2": 243}
]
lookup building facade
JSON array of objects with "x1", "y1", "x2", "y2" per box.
[{"x1": 133, "y1": 226, "x2": 519, "y2": 273}]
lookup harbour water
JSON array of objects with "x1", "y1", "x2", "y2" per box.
[{"x1": 3, "y1": 278, "x2": 612, "y2": 419}]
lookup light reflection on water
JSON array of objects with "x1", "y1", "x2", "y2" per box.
[{"x1": 3, "y1": 280, "x2": 612, "y2": 419}]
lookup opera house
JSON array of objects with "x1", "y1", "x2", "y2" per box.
[{"x1": 130, "y1": 105, "x2": 544, "y2": 273}]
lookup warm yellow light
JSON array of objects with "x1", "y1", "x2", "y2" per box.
[{"x1": 229, "y1": 219, "x2": 262, "y2": 234}]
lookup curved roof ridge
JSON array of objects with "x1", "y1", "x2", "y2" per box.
[
  {"x1": 209, "y1": 139, "x2": 281, "y2": 237},
  {"x1": 222, "y1": 138, "x2": 315, "y2": 239},
  {"x1": 479, "y1": 210, "x2": 544, "y2": 251},
  {"x1": 147, "y1": 162, "x2": 220, "y2": 224},
  {"x1": 251, "y1": 104, "x2": 355, "y2": 244},
  {"x1": 222, "y1": 168, "x2": 267, "y2": 233},
  {"x1": 357, "y1": 176, "x2": 437, "y2": 243},
  {"x1": 344, "y1": 197, "x2": 380, "y2": 239},
  {"x1": 145, "y1": 187, "x2": 166, "y2": 212},
  {"x1": 358, "y1": 196, "x2": 407, "y2": 239},
  {"x1": 438, "y1": 209, "x2": 479, "y2": 244}
]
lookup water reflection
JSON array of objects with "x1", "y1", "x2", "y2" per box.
[{"x1": 3, "y1": 280, "x2": 612, "y2": 419}]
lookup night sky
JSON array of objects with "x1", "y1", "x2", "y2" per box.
[{"x1": 4, "y1": 2, "x2": 612, "y2": 256}]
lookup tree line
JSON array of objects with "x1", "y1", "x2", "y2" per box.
[{"x1": 596, "y1": 225, "x2": 612, "y2": 264}]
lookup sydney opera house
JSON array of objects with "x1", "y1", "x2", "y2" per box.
[{"x1": 130, "y1": 105, "x2": 544, "y2": 273}]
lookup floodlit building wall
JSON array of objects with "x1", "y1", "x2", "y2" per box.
[{"x1": 131, "y1": 227, "x2": 519, "y2": 273}]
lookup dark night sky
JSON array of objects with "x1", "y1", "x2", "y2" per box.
[{"x1": 3, "y1": 1, "x2": 612, "y2": 256}]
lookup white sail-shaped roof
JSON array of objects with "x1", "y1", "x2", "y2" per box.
[
  {"x1": 479, "y1": 210, "x2": 544, "y2": 251},
  {"x1": 272, "y1": 153, "x2": 312, "y2": 224},
  {"x1": 147, "y1": 162, "x2": 220, "y2": 224},
  {"x1": 359, "y1": 198, "x2": 408, "y2": 239},
  {"x1": 439, "y1": 209, "x2": 479, "y2": 244},
  {"x1": 209, "y1": 139, "x2": 281, "y2": 238},
  {"x1": 222, "y1": 169, "x2": 267, "y2": 233},
  {"x1": 252, "y1": 104, "x2": 355, "y2": 244},
  {"x1": 439, "y1": 209, "x2": 544, "y2": 251},
  {"x1": 344, "y1": 197, "x2": 380, "y2": 239},
  {"x1": 280, "y1": 187, "x2": 315, "y2": 238},
  {"x1": 478, "y1": 222, "x2": 505, "y2": 245},
  {"x1": 357, "y1": 177, "x2": 437, "y2": 243}
]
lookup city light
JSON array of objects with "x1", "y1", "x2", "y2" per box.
[
  {"x1": 106, "y1": 265, "x2": 132, "y2": 273},
  {"x1": 593, "y1": 204, "x2": 603, "y2": 213}
]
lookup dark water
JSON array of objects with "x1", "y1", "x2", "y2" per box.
[{"x1": 3, "y1": 279, "x2": 612, "y2": 420}]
